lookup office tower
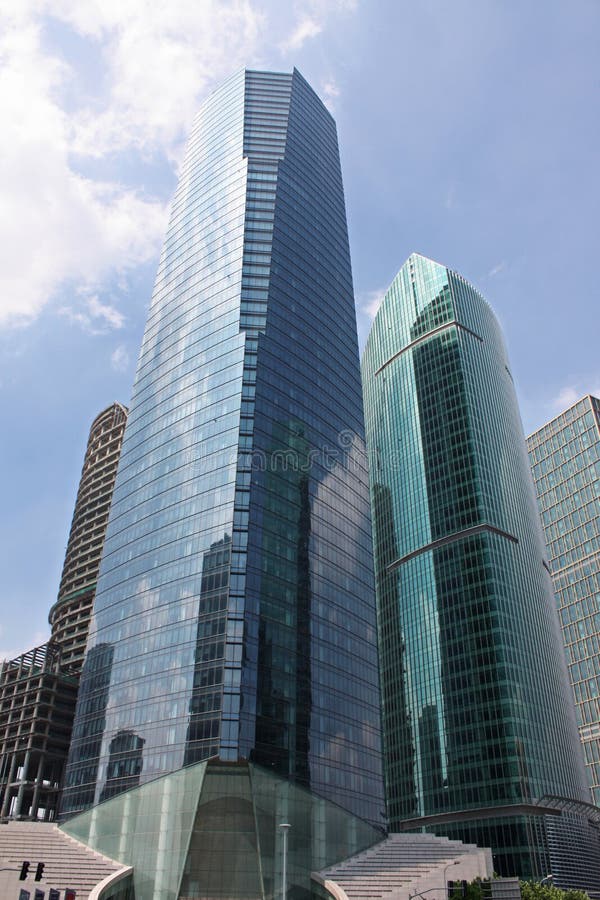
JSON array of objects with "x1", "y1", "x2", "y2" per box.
[
  {"x1": 527, "y1": 395, "x2": 600, "y2": 804},
  {"x1": 0, "y1": 403, "x2": 126, "y2": 821},
  {"x1": 362, "y1": 253, "x2": 599, "y2": 887},
  {"x1": 49, "y1": 402, "x2": 128, "y2": 671},
  {"x1": 61, "y1": 69, "x2": 384, "y2": 828}
]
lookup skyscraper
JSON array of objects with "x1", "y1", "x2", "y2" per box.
[
  {"x1": 361, "y1": 254, "x2": 599, "y2": 886},
  {"x1": 61, "y1": 69, "x2": 384, "y2": 825},
  {"x1": 0, "y1": 403, "x2": 126, "y2": 821},
  {"x1": 49, "y1": 402, "x2": 128, "y2": 672},
  {"x1": 527, "y1": 395, "x2": 600, "y2": 804}
]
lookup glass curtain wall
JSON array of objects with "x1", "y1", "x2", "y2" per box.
[
  {"x1": 62, "y1": 759, "x2": 382, "y2": 900},
  {"x1": 527, "y1": 396, "x2": 600, "y2": 804},
  {"x1": 61, "y1": 69, "x2": 384, "y2": 828},
  {"x1": 361, "y1": 253, "x2": 594, "y2": 881}
]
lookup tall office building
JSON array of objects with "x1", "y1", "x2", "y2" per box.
[
  {"x1": 527, "y1": 395, "x2": 600, "y2": 804},
  {"x1": 61, "y1": 69, "x2": 384, "y2": 826},
  {"x1": 49, "y1": 402, "x2": 128, "y2": 671},
  {"x1": 362, "y1": 254, "x2": 599, "y2": 887}
]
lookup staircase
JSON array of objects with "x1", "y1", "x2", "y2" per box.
[
  {"x1": 314, "y1": 832, "x2": 493, "y2": 900},
  {"x1": 0, "y1": 820, "x2": 131, "y2": 899}
]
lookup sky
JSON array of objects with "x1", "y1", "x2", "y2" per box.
[{"x1": 1, "y1": 0, "x2": 598, "y2": 659}]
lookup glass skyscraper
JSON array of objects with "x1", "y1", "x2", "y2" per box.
[
  {"x1": 527, "y1": 395, "x2": 600, "y2": 805},
  {"x1": 361, "y1": 254, "x2": 598, "y2": 886},
  {"x1": 61, "y1": 69, "x2": 384, "y2": 826}
]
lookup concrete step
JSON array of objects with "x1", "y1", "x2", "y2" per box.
[
  {"x1": 315, "y1": 832, "x2": 493, "y2": 900},
  {"x1": 0, "y1": 821, "x2": 130, "y2": 899}
]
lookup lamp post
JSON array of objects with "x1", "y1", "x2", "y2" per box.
[
  {"x1": 540, "y1": 875, "x2": 554, "y2": 887},
  {"x1": 279, "y1": 822, "x2": 291, "y2": 900},
  {"x1": 443, "y1": 859, "x2": 462, "y2": 900},
  {"x1": 445, "y1": 860, "x2": 461, "y2": 886},
  {"x1": 409, "y1": 858, "x2": 461, "y2": 900}
]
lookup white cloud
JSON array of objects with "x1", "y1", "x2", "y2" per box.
[
  {"x1": 360, "y1": 288, "x2": 387, "y2": 320},
  {"x1": 0, "y1": 17, "x2": 168, "y2": 328},
  {"x1": 550, "y1": 382, "x2": 600, "y2": 415},
  {"x1": 488, "y1": 260, "x2": 506, "y2": 277},
  {"x1": 280, "y1": 0, "x2": 358, "y2": 55},
  {"x1": 552, "y1": 386, "x2": 580, "y2": 411},
  {"x1": 323, "y1": 80, "x2": 340, "y2": 98},
  {"x1": 111, "y1": 344, "x2": 130, "y2": 372},
  {"x1": 281, "y1": 17, "x2": 322, "y2": 52},
  {"x1": 0, "y1": 0, "x2": 359, "y2": 331},
  {"x1": 90, "y1": 297, "x2": 124, "y2": 330},
  {"x1": 58, "y1": 293, "x2": 126, "y2": 334},
  {"x1": 59, "y1": 0, "x2": 266, "y2": 158},
  {"x1": 322, "y1": 78, "x2": 340, "y2": 111},
  {"x1": 0, "y1": 1, "x2": 263, "y2": 330}
]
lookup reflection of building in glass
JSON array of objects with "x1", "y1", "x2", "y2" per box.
[
  {"x1": 362, "y1": 253, "x2": 600, "y2": 888},
  {"x1": 251, "y1": 419, "x2": 312, "y2": 783},
  {"x1": 184, "y1": 535, "x2": 231, "y2": 766},
  {"x1": 370, "y1": 483, "x2": 417, "y2": 822},
  {"x1": 100, "y1": 730, "x2": 145, "y2": 802},
  {"x1": 0, "y1": 642, "x2": 78, "y2": 820},
  {"x1": 61, "y1": 643, "x2": 114, "y2": 815},
  {"x1": 49, "y1": 403, "x2": 127, "y2": 673},
  {"x1": 62, "y1": 69, "x2": 384, "y2": 825},
  {"x1": 527, "y1": 395, "x2": 600, "y2": 805}
]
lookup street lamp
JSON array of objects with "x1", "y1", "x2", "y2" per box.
[
  {"x1": 443, "y1": 859, "x2": 462, "y2": 899},
  {"x1": 279, "y1": 822, "x2": 291, "y2": 900},
  {"x1": 409, "y1": 858, "x2": 461, "y2": 900},
  {"x1": 540, "y1": 875, "x2": 554, "y2": 886}
]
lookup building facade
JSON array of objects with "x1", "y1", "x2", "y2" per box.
[
  {"x1": 0, "y1": 642, "x2": 78, "y2": 820},
  {"x1": 361, "y1": 254, "x2": 598, "y2": 886},
  {"x1": 0, "y1": 404, "x2": 126, "y2": 822},
  {"x1": 527, "y1": 395, "x2": 600, "y2": 805},
  {"x1": 49, "y1": 402, "x2": 128, "y2": 672},
  {"x1": 61, "y1": 69, "x2": 384, "y2": 825}
]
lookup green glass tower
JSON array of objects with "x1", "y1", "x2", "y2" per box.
[
  {"x1": 361, "y1": 254, "x2": 599, "y2": 887},
  {"x1": 527, "y1": 395, "x2": 600, "y2": 805}
]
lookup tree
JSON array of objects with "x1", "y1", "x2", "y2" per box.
[{"x1": 519, "y1": 882, "x2": 588, "y2": 900}]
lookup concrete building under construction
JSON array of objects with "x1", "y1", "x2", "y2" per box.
[
  {"x1": 0, "y1": 642, "x2": 78, "y2": 820},
  {"x1": 49, "y1": 402, "x2": 128, "y2": 672},
  {"x1": 0, "y1": 403, "x2": 127, "y2": 820}
]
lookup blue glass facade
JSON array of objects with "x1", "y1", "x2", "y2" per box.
[
  {"x1": 528, "y1": 395, "x2": 600, "y2": 805},
  {"x1": 61, "y1": 69, "x2": 384, "y2": 826},
  {"x1": 362, "y1": 254, "x2": 595, "y2": 883}
]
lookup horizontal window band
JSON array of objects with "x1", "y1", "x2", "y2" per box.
[
  {"x1": 386, "y1": 523, "x2": 519, "y2": 573},
  {"x1": 375, "y1": 320, "x2": 484, "y2": 376},
  {"x1": 548, "y1": 547, "x2": 600, "y2": 577},
  {"x1": 397, "y1": 802, "x2": 561, "y2": 831}
]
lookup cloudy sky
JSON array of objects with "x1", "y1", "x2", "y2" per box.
[{"x1": 1, "y1": 0, "x2": 598, "y2": 658}]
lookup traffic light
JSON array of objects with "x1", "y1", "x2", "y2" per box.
[
  {"x1": 19, "y1": 860, "x2": 30, "y2": 880},
  {"x1": 34, "y1": 862, "x2": 45, "y2": 881},
  {"x1": 65, "y1": 889, "x2": 77, "y2": 900}
]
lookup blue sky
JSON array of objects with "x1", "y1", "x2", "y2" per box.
[{"x1": 1, "y1": 0, "x2": 598, "y2": 658}]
